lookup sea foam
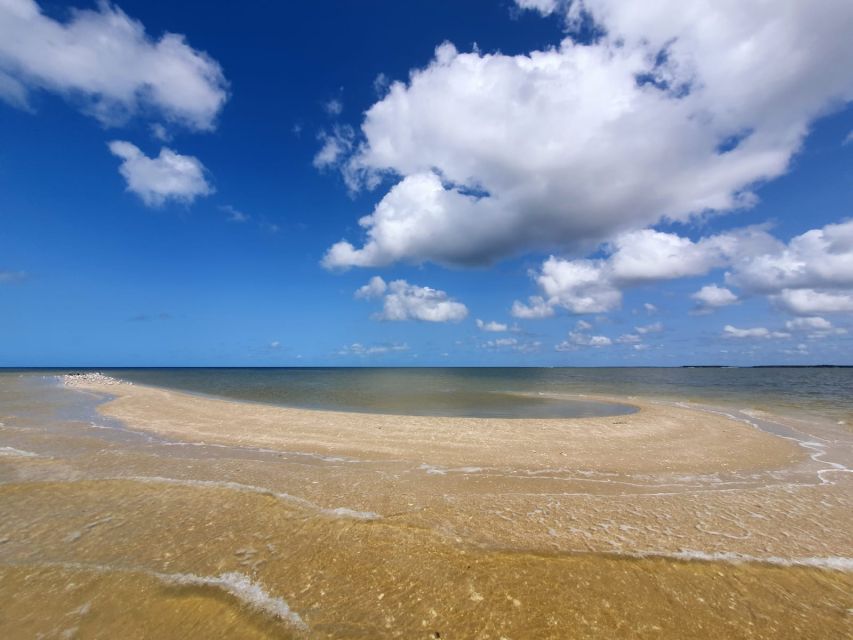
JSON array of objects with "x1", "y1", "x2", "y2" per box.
[
  {"x1": 158, "y1": 570, "x2": 308, "y2": 630},
  {"x1": 0, "y1": 446, "x2": 39, "y2": 457},
  {"x1": 33, "y1": 561, "x2": 307, "y2": 631}
]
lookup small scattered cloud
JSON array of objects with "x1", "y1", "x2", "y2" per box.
[
  {"x1": 783, "y1": 343, "x2": 810, "y2": 356},
  {"x1": 108, "y1": 140, "x2": 213, "y2": 206},
  {"x1": 722, "y1": 325, "x2": 790, "y2": 339},
  {"x1": 323, "y1": 98, "x2": 343, "y2": 116},
  {"x1": 482, "y1": 336, "x2": 542, "y2": 353},
  {"x1": 511, "y1": 296, "x2": 554, "y2": 319},
  {"x1": 484, "y1": 337, "x2": 518, "y2": 348},
  {"x1": 691, "y1": 284, "x2": 739, "y2": 314},
  {"x1": 355, "y1": 277, "x2": 468, "y2": 322},
  {"x1": 220, "y1": 204, "x2": 250, "y2": 223},
  {"x1": 643, "y1": 303, "x2": 658, "y2": 315},
  {"x1": 476, "y1": 319, "x2": 508, "y2": 332},
  {"x1": 313, "y1": 125, "x2": 355, "y2": 170},
  {"x1": 373, "y1": 73, "x2": 390, "y2": 96},
  {"x1": 149, "y1": 123, "x2": 172, "y2": 142},
  {"x1": 338, "y1": 342, "x2": 409, "y2": 356},
  {"x1": 556, "y1": 331, "x2": 612, "y2": 351},
  {"x1": 355, "y1": 276, "x2": 387, "y2": 300},
  {"x1": 635, "y1": 322, "x2": 663, "y2": 335}
]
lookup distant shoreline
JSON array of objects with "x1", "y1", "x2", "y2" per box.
[{"x1": 1, "y1": 364, "x2": 851, "y2": 370}]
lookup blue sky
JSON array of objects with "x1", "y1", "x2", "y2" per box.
[{"x1": 1, "y1": 0, "x2": 852, "y2": 366}]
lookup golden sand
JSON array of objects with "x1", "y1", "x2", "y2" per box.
[{"x1": 1, "y1": 376, "x2": 850, "y2": 639}]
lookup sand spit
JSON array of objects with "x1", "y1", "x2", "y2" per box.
[{"x1": 71, "y1": 376, "x2": 802, "y2": 475}]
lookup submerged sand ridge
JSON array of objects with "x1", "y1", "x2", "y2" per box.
[{"x1": 0, "y1": 372, "x2": 850, "y2": 639}]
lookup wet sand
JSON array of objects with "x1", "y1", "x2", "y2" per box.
[{"x1": 1, "y1": 374, "x2": 851, "y2": 638}]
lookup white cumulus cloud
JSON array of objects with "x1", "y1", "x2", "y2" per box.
[
  {"x1": 691, "y1": 284, "x2": 738, "y2": 312},
  {"x1": 517, "y1": 220, "x2": 853, "y2": 319},
  {"x1": 556, "y1": 331, "x2": 612, "y2": 350},
  {"x1": 723, "y1": 325, "x2": 790, "y2": 340},
  {"x1": 108, "y1": 140, "x2": 213, "y2": 206},
  {"x1": 785, "y1": 316, "x2": 847, "y2": 339},
  {"x1": 476, "y1": 319, "x2": 509, "y2": 332},
  {"x1": 771, "y1": 289, "x2": 853, "y2": 316},
  {"x1": 635, "y1": 322, "x2": 663, "y2": 335},
  {"x1": 513, "y1": 226, "x2": 771, "y2": 316},
  {"x1": 0, "y1": 0, "x2": 228, "y2": 130},
  {"x1": 323, "y1": 1, "x2": 853, "y2": 269},
  {"x1": 338, "y1": 342, "x2": 409, "y2": 356},
  {"x1": 355, "y1": 277, "x2": 468, "y2": 323}
]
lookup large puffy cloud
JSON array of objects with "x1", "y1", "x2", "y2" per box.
[
  {"x1": 728, "y1": 220, "x2": 853, "y2": 293},
  {"x1": 355, "y1": 276, "x2": 468, "y2": 322},
  {"x1": 515, "y1": 220, "x2": 853, "y2": 317},
  {"x1": 771, "y1": 289, "x2": 853, "y2": 316},
  {"x1": 725, "y1": 220, "x2": 853, "y2": 315},
  {"x1": 785, "y1": 316, "x2": 847, "y2": 339},
  {"x1": 108, "y1": 140, "x2": 213, "y2": 206},
  {"x1": 512, "y1": 226, "x2": 771, "y2": 316},
  {"x1": 0, "y1": 0, "x2": 227, "y2": 130},
  {"x1": 324, "y1": 0, "x2": 853, "y2": 268}
]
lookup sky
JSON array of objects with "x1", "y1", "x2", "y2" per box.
[{"x1": 1, "y1": 0, "x2": 852, "y2": 367}]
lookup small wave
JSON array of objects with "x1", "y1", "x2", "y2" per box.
[
  {"x1": 0, "y1": 446, "x2": 39, "y2": 458},
  {"x1": 22, "y1": 561, "x2": 307, "y2": 631},
  {"x1": 661, "y1": 550, "x2": 853, "y2": 572},
  {"x1": 159, "y1": 570, "x2": 307, "y2": 630},
  {"x1": 419, "y1": 463, "x2": 483, "y2": 476},
  {"x1": 121, "y1": 475, "x2": 381, "y2": 521},
  {"x1": 618, "y1": 549, "x2": 853, "y2": 572}
]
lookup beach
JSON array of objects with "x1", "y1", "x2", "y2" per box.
[{"x1": 0, "y1": 370, "x2": 851, "y2": 638}]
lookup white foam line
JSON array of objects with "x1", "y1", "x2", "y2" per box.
[
  {"x1": 673, "y1": 402, "x2": 852, "y2": 487},
  {"x1": 14, "y1": 561, "x2": 307, "y2": 631},
  {"x1": 120, "y1": 475, "x2": 381, "y2": 521},
  {"x1": 418, "y1": 464, "x2": 485, "y2": 476},
  {"x1": 0, "y1": 446, "x2": 39, "y2": 458},
  {"x1": 649, "y1": 550, "x2": 853, "y2": 572},
  {"x1": 159, "y1": 570, "x2": 308, "y2": 630}
]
